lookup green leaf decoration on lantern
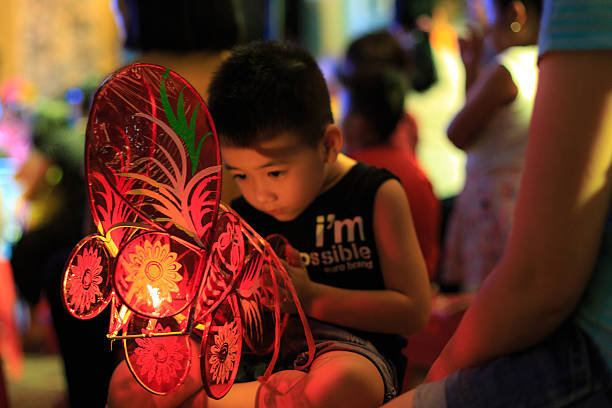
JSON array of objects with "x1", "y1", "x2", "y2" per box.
[{"x1": 160, "y1": 69, "x2": 209, "y2": 174}]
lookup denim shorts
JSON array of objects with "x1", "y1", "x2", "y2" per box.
[
  {"x1": 414, "y1": 322, "x2": 612, "y2": 407},
  {"x1": 237, "y1": 317, "x2": 400, "y2": 403}
]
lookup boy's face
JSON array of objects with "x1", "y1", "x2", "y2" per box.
[{"x1": 221, "y1": 131, "x2": 329, "y2": 222}]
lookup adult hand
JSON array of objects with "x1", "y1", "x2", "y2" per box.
[
  {"x1": 432, "y1": 292, "x2": 475, "y2": 318},
  {"x1": 458, "y1": 22, "x2": 484, "y2": 88}
]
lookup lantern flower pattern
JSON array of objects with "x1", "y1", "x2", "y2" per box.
[
  {"x1": 60, "y1": 63, "x2": 315, "y2": 398},
  {"x1": 121, "y1": 237, "x2": 183, "y2": 310},
  {"x1": 209, "y1": 321, "x2": 239, "y2": 384},
  {"x1": 67, "y1": 247, "x2": 104, "y2": 314},
  {"x1": 133, "y1": 324, "x2": 188, "y2": 388}
]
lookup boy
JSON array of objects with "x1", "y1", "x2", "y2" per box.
[{"x1": 108, "y1": 40, "x2": 430, "y2": 408}]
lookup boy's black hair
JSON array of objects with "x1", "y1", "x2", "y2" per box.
[
  {"x1": 344, "y1": 69, "x2": 408, "y2": 145},
  {"x1": 207, "y1": 40, "x2": 334, "y2": 147}
]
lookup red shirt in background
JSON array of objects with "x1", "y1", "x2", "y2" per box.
[{"x1": 349, "y1": 145, "x2": 440, "y2": 278}]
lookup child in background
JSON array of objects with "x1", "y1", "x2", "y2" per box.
[
  {"x1": 441, "y1": 0, "x2": 541, "y2": 293},
  {"x1": 338, "y1": 29, "x2": 420, "y2": 153},
  {"x1": 340, "y1": 68, "x2": 445, "y2": 390},
  {"x1": 341, "y1": 67, "x2": 440, "y2": 279},
  {"x1": 338, "y1": 29, "x2": 440, "y2": 277},
  {"x1": 108, "y1": 40, "x2": 431, "y2": 408}
]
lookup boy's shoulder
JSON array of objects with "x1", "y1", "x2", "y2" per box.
[
  {"x1": 334, "y1": 161, "x2": 399, "y2": 194},
  {"x1": 308, "y1": 161, "x2": 400, "y2": 218}
]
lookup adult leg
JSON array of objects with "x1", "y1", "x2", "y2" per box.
[{"x1": 384, "y1": 323, "x2": 612, "y2": 408}]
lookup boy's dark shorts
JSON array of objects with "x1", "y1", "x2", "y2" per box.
[{"x1": 236, "y1": 316, "x2": 400, "y2": 403}]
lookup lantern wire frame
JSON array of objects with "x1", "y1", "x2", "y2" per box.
[{"x1": 60, "y1": 63, "x2": 314, "y2": 397}]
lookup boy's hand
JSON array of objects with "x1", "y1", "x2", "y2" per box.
[{"x1": 279, "y1": 260, "x2": 313, "y2": 314}]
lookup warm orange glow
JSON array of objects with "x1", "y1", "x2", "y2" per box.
[{"x1": 122, "y1": 238, "x2": 183, "y2": 310}]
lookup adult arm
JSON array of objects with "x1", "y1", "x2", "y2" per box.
[{"x1": 428, "y1": 50, "x2": 612, "y2": 380}]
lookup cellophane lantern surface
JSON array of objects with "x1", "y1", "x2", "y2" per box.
[{"x1": 61, "y1": 63, "x2": 314, "y2": 398}]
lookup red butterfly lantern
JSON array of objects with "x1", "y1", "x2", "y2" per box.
[{"x1": 61, "y1": 64, "x2": 314, "y2": 398}]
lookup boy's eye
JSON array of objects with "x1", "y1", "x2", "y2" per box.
[
  {"x1": 232, "y1": 173, "x2": 246, "y2": 181},
  {"x1": 267, "y1": 170, "x2": 285, "y2": 178}
]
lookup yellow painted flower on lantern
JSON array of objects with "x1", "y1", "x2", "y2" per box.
[
  {"x1": 121, "y1": 238, "x2": 183, "y2": 310},
  {"x1": 134, "y1": 324, "x2": 187, "y2": 387}
]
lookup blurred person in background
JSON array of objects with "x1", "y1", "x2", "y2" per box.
[
  {"x1": 391, "y1": 0, "x2": 438, "y2": 93},
  {"x1": 10, "y1": 80, "x2": 115, "y2": 408},
  {"x1": 9, "y1": 1, "x2": 246, "y2": 406},
  {"x1": 439, "y1": 0, "x2": 541, "y2": 297},
  {"x1": 384, "y1": 0, "x2": 612, "y2": 405},
  {"x1": 339, "y1": 48, "x2": 440, "y2": 280},
  {"x1": 112, "y1": 0, "x2": 247, "y2": 204},
  {"x1": 338, "y1": 30, "x2": 420, "y2": 153},
  {"x1": 338, "y1": 31, "x2": 445, "y2": 390}
]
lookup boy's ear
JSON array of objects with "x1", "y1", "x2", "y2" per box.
[{"x1": 321, "y1": 124, "x2": 343, "y2": 163}]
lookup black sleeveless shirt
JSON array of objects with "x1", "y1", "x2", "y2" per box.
[{"x1": 230, "y1": 162, "x2": 407, "y2": 376}]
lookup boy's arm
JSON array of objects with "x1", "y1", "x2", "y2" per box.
[{"x1": 295, "y1": 178, "x2": 431, "y2": 334}]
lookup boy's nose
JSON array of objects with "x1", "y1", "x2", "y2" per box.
[
  {"x1": 253, "y1": 183, "x2": 276, "y2": 205},
  {"x1": 255, "y1": 190, "x2": 276, "y2": 205}
]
